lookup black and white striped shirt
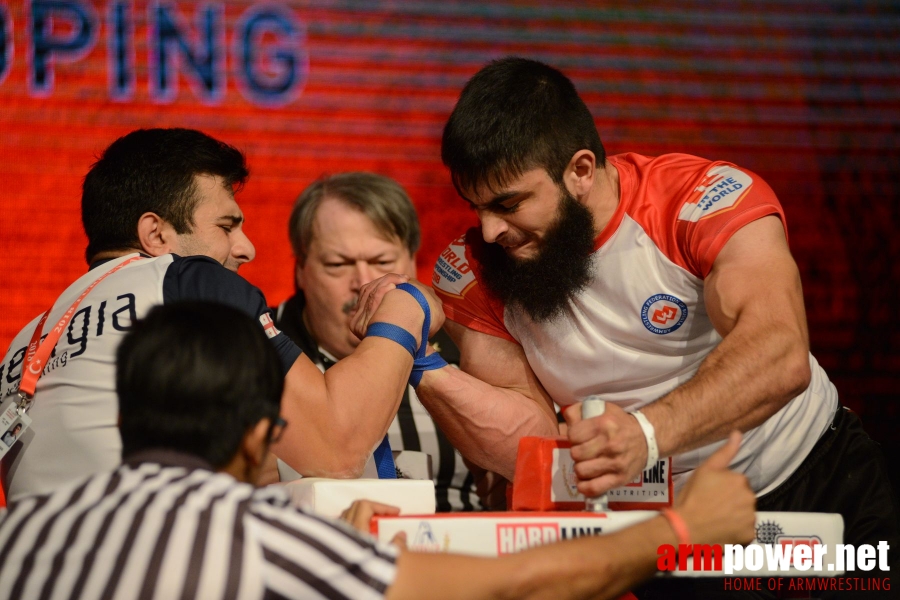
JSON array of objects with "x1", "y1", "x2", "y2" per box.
[{"x1": 0, "y1": 450, "x2": 397, "y2": 600}]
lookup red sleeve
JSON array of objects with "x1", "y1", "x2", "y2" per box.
[
  {"x1": 675, "y1": 163, "x2": 787, "y2": 277},
  {"x1": 431, "y1": 230, "x2": 518, "y2": 344}
]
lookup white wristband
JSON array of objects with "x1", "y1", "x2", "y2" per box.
[{"x1": 631, "y1": 410, "x2": 659, "y2": 472}]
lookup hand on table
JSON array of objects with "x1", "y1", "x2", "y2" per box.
[{"x1": 339, "y1": 500, "x2": 407, "y2": 548}]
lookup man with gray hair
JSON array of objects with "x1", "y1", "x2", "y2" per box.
[{"x1": 274, "y1": 172, "x2": 481, "y2": 511}]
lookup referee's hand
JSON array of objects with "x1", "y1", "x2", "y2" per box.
[
  {"x1": 675, "y1": 431, "x2": 756, "y2": 547},
  {"x1": 340, "y1": 500, "x2": 407, "y2": 548}
]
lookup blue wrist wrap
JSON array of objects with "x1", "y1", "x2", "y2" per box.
[
  {"x1": 394, "y1": 283, "x2": 449, "y2": 386},
  {"x1": 409, "y1": 352, "x2": 449, "y2": 387},
  {"x1": 365, "y1": 322, "x2": 417, "y2": 358},
  {"x1": 394, "y1": 282, "x2": 430, "y2": 358},
  {"x1": 372, "y1": 434, "x2": 397, "y2": 479},
  {"x1": 365, "y1": 282, "x2": 450, "y2": 388}
]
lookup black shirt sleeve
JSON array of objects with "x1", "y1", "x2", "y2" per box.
[{"x1": 162, "y1": 255, "x2": 302, "y2": 375}]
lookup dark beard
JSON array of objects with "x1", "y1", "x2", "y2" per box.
[{"x1": 475, "y1": 189, "x2": 596, "y2": 323}]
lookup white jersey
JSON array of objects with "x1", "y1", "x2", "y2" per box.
[
  {"x1": 0, "y1": 253, "x2": 300, "y2": 500},
  {"x1": 433, "y1": 152, "x2": 838, "y2": 495}
]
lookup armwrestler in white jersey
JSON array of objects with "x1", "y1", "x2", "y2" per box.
[
  {"x1": 351, "y1": 57, "x2": 898, "y2": 575},
  {"x1": 1, "y1": 128, "x2": 441, "y2": 499}
]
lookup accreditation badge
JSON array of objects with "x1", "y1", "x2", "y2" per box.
[{"x1": 0, "y1": 396, "x2": 32, "y2": 460}]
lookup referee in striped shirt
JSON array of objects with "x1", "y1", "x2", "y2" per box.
[
  {"x1": 275, "y1": 172, "x2": 483, "y2": 511},
  {"x1": 0, "y1": 301, "x2": 757, "y2": 599},
  {"x1": 0, "y1": 302, "x2": 398, "y2": 600}
]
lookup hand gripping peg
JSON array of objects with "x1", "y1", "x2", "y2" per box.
[{"x1": 581, "y1": 396, "x2": 610, "y2": 512}]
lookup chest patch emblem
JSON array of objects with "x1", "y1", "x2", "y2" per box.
[{"x1": 641, "y1": 294, "x2": 688, "y2": 335}]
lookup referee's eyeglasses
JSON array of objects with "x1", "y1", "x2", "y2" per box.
[{"x1": 267, "y1": 416, "x2": 288, "y2": 444}]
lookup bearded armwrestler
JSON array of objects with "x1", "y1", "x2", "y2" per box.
[{"x1": 353, "y1": 57, "x2": 899, "y2": 570}]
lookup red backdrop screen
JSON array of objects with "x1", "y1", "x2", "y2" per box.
[{"x1": 1, "y1": 1, "x2": 898, "y2": 497}]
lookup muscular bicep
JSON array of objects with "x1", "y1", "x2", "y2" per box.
[
  {"x1": 704, "y1": 215, "x2": 809, "y2": 347},
  {"x1": 444, "y1": 320, "x2": 556, "y2": 420},
  {"x1": 273, "y1": 338, "x2": 412, "y2": 477}
]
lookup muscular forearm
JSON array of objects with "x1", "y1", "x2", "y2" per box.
[
  {"x1": 567, "y1": 218, "x2": 815, "y2": 497},
  {"x1": 275, "y1": 290, "x2": 423, "y2": 477},
  {"x1": 417, "y1": 366, "x2": 558, "y2": 481},
  {"x1": 643, "y1": 318, "x2": 811, "y2": 458},
  {"x1": 276, "y1": 342, "x2": 412, "y2": 477},
  {"x1": 325, "y1": 341, "x2": 413, "y2": 451}
]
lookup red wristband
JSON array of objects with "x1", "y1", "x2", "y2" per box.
[{"x1": 660, "y1": 508, "x2": 691, "y2": 548}]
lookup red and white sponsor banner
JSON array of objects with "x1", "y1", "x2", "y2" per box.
[
  {"x1": 510, "y1": 437, "x2": 673, "y2": 511},
  {"x1": 372, "y1": 511, "x2": 650, "y2": 556},
  {"x1": 372, "y1": 511, "x2": 845, "y2": 577}
]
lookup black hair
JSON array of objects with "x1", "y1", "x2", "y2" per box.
[
  {"x1": 82, "y1": 128, "x2": 249, "y2": 264},
  {"x1": 441, "y1": 57, "x2": 605, "y2": 195},
  {"x1": 116, "y1": 301, "x2": 283, "y2": 468}
]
